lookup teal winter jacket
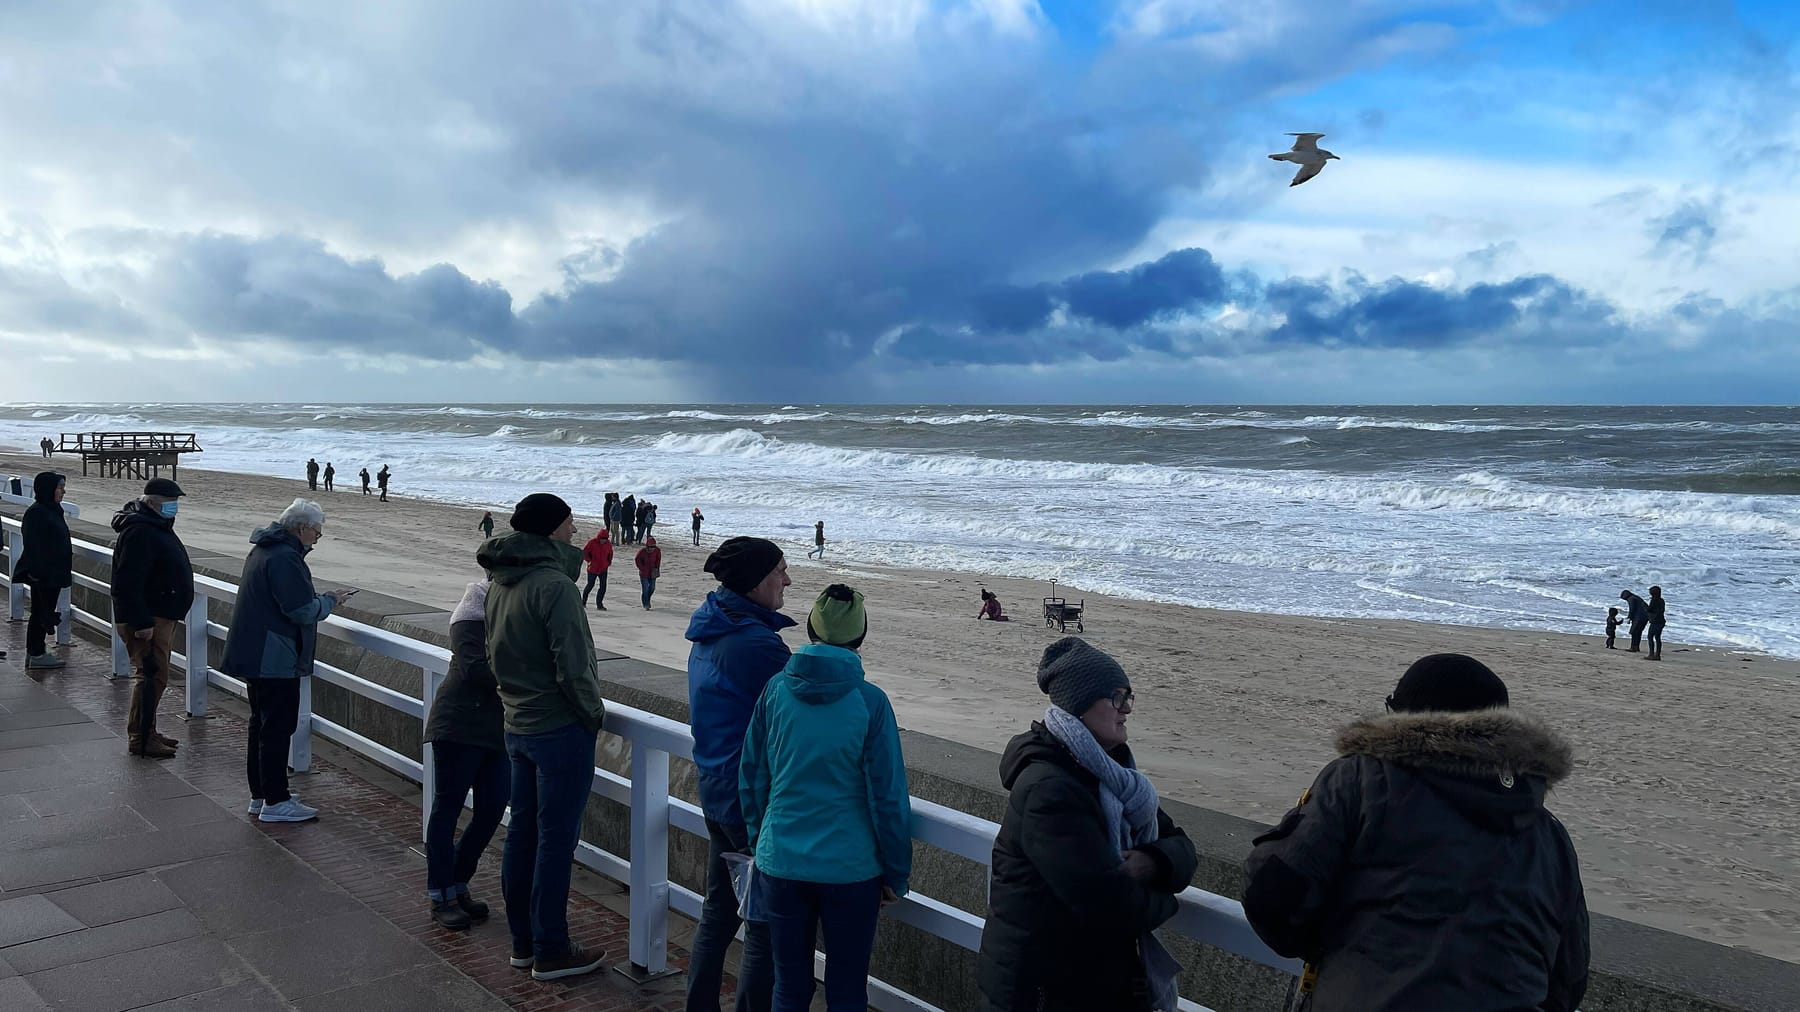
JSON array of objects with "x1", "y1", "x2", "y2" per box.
[{"x1": 739, "y1": 644, "x2": 913, "y2": 894}]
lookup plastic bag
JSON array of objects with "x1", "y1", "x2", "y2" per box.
[{"x1": 721, "y1": 852, "x2": 766, "y2": 921}]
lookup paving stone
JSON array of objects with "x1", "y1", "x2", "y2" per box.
[
  {"x1": 18, "y1": 776, "x2": 199, "y2": 818},
  {"x1": 23, "y1": 934, "x2": 246, "y2": 1012},
  {"x1": 128, "y1": 792, "x2": 238, "y2": 830},
  {"x1": 0, "y1": 806, "x2": 154, "y2": 854},
  {"x1": 0, "y1": 722, "x2": 117, "y2": 751},
  {"x1": 0, "y1": 951, "x2": 15, "y2": 978},
  {"x1": 227, "y1": 909, "x2": 436, "y2": 1000},
  {"x1": 0, "y1": 975, "x2": 50, "y2": 1010},
  {"x1": 0, "y1": 908, "x2": 205, "y2": 974},
  {"x1": 293, "y1": 962, "x2": 507, "y2": 1012},
  {"x1": 44, "y1": 873, "x2": 181, "y2": 927},
  {"x1": 0, "y1": 819, "x2": 259, "y2": 890},
  {"x1": 133, "y1": 978, "x2": 293, "y2": 1011},
  {"x1": 0, "y1": 744, "x2": 72, "y2": 774},
  {"x1": 0, "y1": 708, "x2": 90, "y2": 732},
  {"x1": 0, "y1": 895, "x2": 83, "y2": 948},
  {"x1": 156, "y1": 848, "x2": 362, "y2": 937}
]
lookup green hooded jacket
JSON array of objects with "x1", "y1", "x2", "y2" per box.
[{"x1": 476, "y1": 531, "x2": 605, "y2": 736}]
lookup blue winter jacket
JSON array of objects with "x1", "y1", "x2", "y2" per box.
[
  {"x1": 739, "y1": 644, "x2": 913, "y2": 894},
  {"x1": 220, "y1": 525, "x2": 337, "y2": 680},
  {"x1": 686, "y1": 589, "x2": 796, "y2": 826}
]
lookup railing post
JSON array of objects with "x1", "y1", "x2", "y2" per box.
[
  {"x1": 289, "y1": 676, "x2": 313, "y2": 773},
  {"x1": 110, "y1": 619, "x2": 129, "y2": 679},
  {"x1": 6, "y1": 528, "x2": 23, "y2": 621},
  {"x1": 184, "y1": 591, "x2": 209, "y2": 717},
  {"x1": 55, "y1": 587, "x2": 73, "y2": 645},
  {"x1": 420, "y1": 660, "x2": 446, "y2": 844},
  {"x1": 622, "y1": 743, "x2": 675, "y2": 981}
]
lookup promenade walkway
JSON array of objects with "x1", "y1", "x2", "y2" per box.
[{"x1": 0, "y1": 622, "x2": 706, "y2": 1011}]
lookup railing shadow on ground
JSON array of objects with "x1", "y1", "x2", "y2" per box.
[{"x1": 2, "y1": 515, "x2": 1301, "y2": 1012}]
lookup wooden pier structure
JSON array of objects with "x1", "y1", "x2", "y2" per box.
[{"x1": 55, "y1": 432, "x2": 202, "y2": 480}]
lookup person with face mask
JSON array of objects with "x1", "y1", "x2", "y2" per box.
[
  {"x1": 108, "y1": 478, "x2": 195, "y2": 759},
  {"x1": 476, "y1": 493, "x2": 608, "y2": 981}
]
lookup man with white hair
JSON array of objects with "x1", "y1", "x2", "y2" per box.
[{"x1": 221, "y1": 498, "x2": 357, "y2": 823}]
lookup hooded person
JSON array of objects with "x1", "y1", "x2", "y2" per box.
[
  {"x1": 618, "y1": 494, "x2": 637, "y2": 543},
  {"x1": 634, "y1": 535, "x2": 662, "y2": 609},
  {"x1": 17, "y1": 471, "x2": 72, "y2": 669},
  {"x1": 108, "y1": 478, "x2": 195, "y2": 759},
  {"x1": 977, "y1": 638, "x2": 1197, "y2": 1012},
  {"x1": 1620, "y1": 589, "x2": 1650, "y2": 651},
  {"x1": 1242, "y1": 654, "x2": 1589, "y2": 1012},
  {"x1": 476, "y1": 492, "x2": 608, "y2": 981},
  {"x1": 739, "y1": 584, "x2": 912, "y2": 1012},
  {"x1": 684, "y1": 536, "x2": 794, "y2": 1012},
  {"x1": 580, "y1": 527, "x2": 613, "y2": 611}
]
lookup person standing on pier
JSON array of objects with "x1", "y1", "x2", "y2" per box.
[
  {"x1": 17, "y1": 472, "x2": 72, "y2": 669},
  {"x1": 109, "y1": 478, "x2": 194, "y2": 760}
]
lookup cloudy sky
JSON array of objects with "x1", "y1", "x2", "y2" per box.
[{"x1": 2, "y1": 0, "x2": 1797, "y2": 404}]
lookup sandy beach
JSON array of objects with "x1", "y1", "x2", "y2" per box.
[{"x1": 6, "y1": 450, "x2": 1797, "y2": 964}]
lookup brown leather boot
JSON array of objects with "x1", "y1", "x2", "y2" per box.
[{"x1": 129, "y1": 740, "x2": 177, "y2": 759}]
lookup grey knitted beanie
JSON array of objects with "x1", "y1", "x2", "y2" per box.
[{"x1": 1036, "y1": 637, "x2": 1131, "y2": 716}]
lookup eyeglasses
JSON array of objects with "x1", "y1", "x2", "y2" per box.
[{"x1": 1108, "y1": 689, "x2": 1135, "y2": 710}]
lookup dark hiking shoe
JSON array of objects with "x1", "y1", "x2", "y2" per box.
[
  {"x1": 456, "y1": 893, "x2": 490, "y2": 922},
  {"x1": 130, "y1": 741, "x2": 177, "y2": 759},
  {"x1": 432, "y1": 898, "x2": 472, "y2": 931},
  {"x1": 154, "y1": 732, "x2": 179, "y2": 748},
  {"x1": 530, "y1": 945, "x2": 608, "y2": 981},
  {"x1": 595, "y1": 604, "x2": 607, "y2": 611}
]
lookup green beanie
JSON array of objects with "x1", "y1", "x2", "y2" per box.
[{"x1": 807, "y1": 584, "x2": 867, "y2": 650}]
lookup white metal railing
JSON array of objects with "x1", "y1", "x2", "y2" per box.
[{"x1": 1, "y1": 512, "x2": 1301, "y2": 1011}]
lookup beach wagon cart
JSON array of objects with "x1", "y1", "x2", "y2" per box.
[{"x1": 1043, "y1": 579, "x2": 1084, "y2": 633}]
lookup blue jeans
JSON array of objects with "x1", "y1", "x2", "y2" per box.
[
  {"x1": 1648, "y1": 622, "x2": 1664, "y2": 656},
  {"x1": 762, "y1": 874, "x2": 882, "y2": 1012},
  {"x1": 502, "y1": 722, "x2": 597, "y2": 959},
  {"x1": 641, "y1": 577, "x2": 656, "y2": 608},
  {"x1": 425, "y1": 740, "x2": 510, "y2": 899},
  {"x1": 684, "y1": 818, "x2": 773, "y2": 1012}
]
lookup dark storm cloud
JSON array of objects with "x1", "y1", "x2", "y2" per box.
[{"x1": 1265, "y1": 273, "x2": 1622, "y2": 349}]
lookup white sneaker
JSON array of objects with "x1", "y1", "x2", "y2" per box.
[{"x1": 257, "y1": 799, "x2": 319, "y2": 823}]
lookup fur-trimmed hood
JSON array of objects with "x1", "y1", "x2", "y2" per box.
[{"x1": 1336, "y1": 709, "x2": 1573, "y2": 785}]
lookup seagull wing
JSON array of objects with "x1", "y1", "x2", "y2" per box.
[
  {"x1": 1290, "y1": 161, "x2": 1325, "y2": 187},
  {"x1": 1287, "y1": 132, "x2": 1325, "y2": 152}
]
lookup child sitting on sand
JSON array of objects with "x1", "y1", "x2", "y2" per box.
[
  {"x1": 1605, "y1": 607, "x2": 1621, "y2": 649},
  {"x1": 977, "y1": 589, "x2": 1010, "y2": 622}
]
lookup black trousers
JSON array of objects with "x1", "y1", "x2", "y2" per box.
[
  {"x1": 247, "y1": 678, "x2": 302, "y2": 804},
  {"x1": 25, "y1": 581, "x2": 61, "y2": 656},
  {"x1": 582, "y1": 570, "x2": 607, "y2": 606}
]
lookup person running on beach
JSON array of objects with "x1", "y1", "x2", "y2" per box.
[
  {"x1": 808, "y1": 520, "x2": 826, "y2": 560},
  {"x1": 1604, "y1": 607, "x2": 1621, "y2": 649},
  {"x1": 977, "y1": 589, "x2": 1010, "y2": 622},
  {"x1": 323, "y1": 462, "x2": 335, "y2": 492},
  {"x1": 479, "y1": 511, "x2": 495, "y2": 539},
  {"x1": 305, "y1": 458, "x2": 320, "y2": 491},
  {"x1": 1243, "y1": 654, "x2": 1589, "y2": 1012},
  {"x1": 376, "y1": 464, "x2": 391, "y2": 502},
  {"x1": 1645, "y1": 586, "x2": 1666, "y2": 661},
  {"x1": 359, "y1": 467, "x2": 372, "y2": 495},
  {"x1": 635, "y1": 536, "x2": 662, "y2": 610},
  {"x1": 691, "y1": 508, "x2": 704, "y2": 546},
  {"x1": 1619, "y1": 589, "x2": 1649, "y2": 652},
  {"x1": 581, "y1": 528, "x2": 612, "y2": 611}
]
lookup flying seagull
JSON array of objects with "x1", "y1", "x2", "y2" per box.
[{"x1": 1269, "y1": 132, "x2": 1339, "y2": 187}]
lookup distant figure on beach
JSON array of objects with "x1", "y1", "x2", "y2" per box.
[
  {"x1": 1645, "y1": 586, "x2": 1666, "y2": 661},
  {"x1": 359, "y1": 467, "x2": 372, "y2": 495},
  {"x1": 40, "y1": 436, "x2": 54, "y2": 458},
  {"x1": 478, "y1": 511, "x2": 495, "y2": 539},
  {"x1": 977, "y1": 589, "x2": 1010, "y2": 622},
  {"x1": 1619, "y1": 589, "x2": 1649, "y2": 652},
  {"x1": 376, "y1": 465, "x2": 391, "y2": 502},
  {"x1": 305, "y1": 458, "x2": 319, "y2": 491},
  {"x1": 603, "y1": 493, "x2": 619, "y2": 542},
  {"x1": 581, "y1": 528, "x2": 612, "y2": 611},
  {"x1": 637, "y1": 500, "x2": 654, "y2": 542},
  {"x1": 17, "y1": 471, "x2": 72, "y2": 669},
  {"x1": 808, "y1": 520, "x2": 826, "y2": 559},
  {"x1": 691, "y1": 508, "x2": 704, "y2": 546},
  {"x1": 1604, "y1": 607, "x2": 1621, "y2": 649},
  {"x1": 619, "y1": 494, "x2": 637, "y2": 544},
  {"x1": 635, "y1": 536, "x2": 662, "y2": 610},
  {"x1": 978, "y1": 638, "x2": 1196, "y2": 1012},
  {"x1": 322, "y1": 462, "x2": 335, "y2": 492},
  {"x1": 1243, "y1": 653, "x2": 1589, "y2": 1012},
  {"x1": 109, "y1": 478, "x2": 194, "y2": 760}
]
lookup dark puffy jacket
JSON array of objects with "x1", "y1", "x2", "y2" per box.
[
  {"x1": 1243, "y1": 709, "x2": 1589, "y2": 1012},
  {"x1": 109, "y1": 501, "x2": 195, "y2": 630},
  {"x1": 17, "y1": 472, "x2": 72, "y2": 589},
  {"x1": 685, "y1": 589, "x2": 795, "y2": 825},
  {"x1": 1622, "y1": 592, "x2": 1649, "y2": 625},
  {"x1": 220, "y1": 525, "x2": 337, "y2": 680},
  {"x1": 425, "y1": 581, "x2": 505, "y2": 752},
  {"x1": 978, "y1": 724, "x2": 1198, "y2": 1012}
]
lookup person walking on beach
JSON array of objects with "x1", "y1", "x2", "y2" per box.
[
  {"x1": 478, "y1": 493, "x2": 609, "y2": 981},
  {"x1": 685, "y1": 536, "x2": 793, "y2": 1012},
  {"x1": 109, "y1": 478, "x2": 194, "y2": 759},
  {"x1": 807, "y1": 521, "x2": 825, "y2": 560},
  {"x1": 305, "y1": 458, "x2": 320, "y2": 491},
  {"x1": 635, "y1": 536, "x2": 662, "y2": 610},
  {"x1": 741, "y1": 584, "x2": 912, "y2": 1012},
  {"x1": 323, "y1": 462, "x2": 335, "y2": 492},
  {"x1": 1604, "y1": 607, "x2": 1621, "y2": 649},
  {"x1": 978, "y1": 638, "x2": 1196, "y2": 1012},
  {"x1": 423, "y1": 576, "x2": 509, "y2": 930},
  {"x1": 222, "y1": 499, "x2": 353, "y2": 823},
  {"x1": 359, "y1": 467, "x2": 372, "y2": 495},
  {"x1": 40, "y1": 436, "x2": 53, "y2": 458},
  {"x1": 1619, "y1": 589, "x2": 1649, "y2": 652},
  {"x1": 1242, "y1": 654, "x2": 1589, "y2": 1012},
  {"x1": 619, "y1": 494, "x2": 637, "y2": 544},
  {"x1": 1645, "y1": 586, "x2": 1666, "y2": 661},
  {"x1": 17, "y1": 472, "x2": 72, "y2": 669},
  {"x1": 977, "y1": 589, "x2": 1010, "y2": 622},
  {"x1": 581, "y1": 528, "x2": 613, "y2": 611},
  {"x1": 479, "y1": 511, "x2": 495, "y2": 539},
  {"x1": 376, "y1": 464, "x2": 391, "y2": 502},
  {"x1": 691, "y1": 508, "x2": 704, "y2": 546}
]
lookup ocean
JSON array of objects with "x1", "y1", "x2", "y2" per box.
[{"x1": 5, "y1": 403, "x2": 1798, "y2": 657}]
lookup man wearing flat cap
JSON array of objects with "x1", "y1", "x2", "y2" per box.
[
  {"x1": 477, "y1": 492, "x2": 608, "y2": 981},
  {"x1": 683, "y1": 536, "x2": 793, "y2": 1011},
  {"x1": 108, "y1": 478, "x2": 195, "y2": 759}
]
